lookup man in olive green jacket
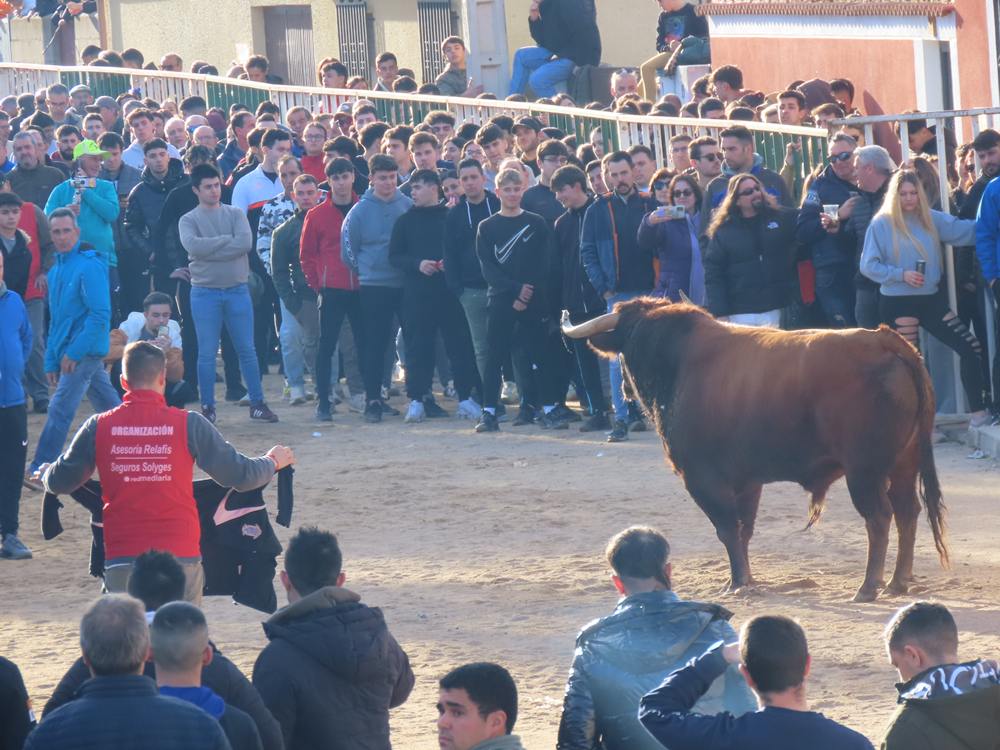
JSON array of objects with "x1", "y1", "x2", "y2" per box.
[{"x1": 881, "y1": 601, "x2": 1000, "y2": 750}]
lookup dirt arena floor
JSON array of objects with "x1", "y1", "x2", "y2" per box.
[{"x1": 5, "y1": 373, "x2": 1000, "y2": 748}]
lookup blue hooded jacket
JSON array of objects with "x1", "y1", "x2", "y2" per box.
[
  {"x1": 0, "y1": 285, "x2": 32, "y2": 407},
  {"x1": 44, "y1": 178, "x2": 120, "y2": 267},
  {"x1": 44, "y1": 241, "x2": 111, "y2": 372}
]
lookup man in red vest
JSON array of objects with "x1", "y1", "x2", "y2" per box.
[{"x1": 41, "y1": 341, "x2": 295, "y2": 602}]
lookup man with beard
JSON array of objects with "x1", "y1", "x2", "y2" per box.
[{"x1": 580, "y1": 151, "x2": 656, "y2": 442}]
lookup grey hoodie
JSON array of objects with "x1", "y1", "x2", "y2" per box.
[{"x1": 340, "y1": 187, "x2": 413, "y2": 288}]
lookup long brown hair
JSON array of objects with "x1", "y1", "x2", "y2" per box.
[{"x1": 706, "y1": 174, "x2": 776, "y2": 238}]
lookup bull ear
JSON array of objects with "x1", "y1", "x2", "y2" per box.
[{"x1": 587, "y1": 331, "x2": 621, "y2": 357}]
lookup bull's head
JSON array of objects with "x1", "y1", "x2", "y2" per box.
[{"x1": 561, "y1": 296, "x2": 697, "y2": 356}]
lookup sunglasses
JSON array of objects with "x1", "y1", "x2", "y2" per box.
[
  {"x1": 698, "y1": 153, "x2": 719, "y2": 162},
  {"x1": 672, "y1": 188, "x2": 694, "y2": 198},
  {"x1": 737, "y1": 186, "x2": 760, "y2": 198},
  {"x1": 828, "y1": 151, "x2": 854, "y2": 164},
  {"x1": 653, "y1": 180, "x2": 670, "y2": 191}
]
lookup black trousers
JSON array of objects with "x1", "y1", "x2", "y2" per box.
[
  {"x1": 402, "y1": 285, "x2": 482, "y2": 402},
  {"x1": 881, "y1": 291, "x2": 986, "y2": 412},
  {"x1": 483, "y1": 300, "x2": 553, "y2": 410},
  {"x1": 175, "y1": 279, "x2": 242, "y2": 392},
  {"x1": 316, "y1": 288, "x2": 364, "y2": 410},
  {"x1": 360, "y1": 286, "x2": 404, "y2": 402},
  {"x1": 568, "y1": 311, "x2": 608, "y2": 414},
  {"x1": 0, "y1": 404, "x2": 27, "y2": 536}
]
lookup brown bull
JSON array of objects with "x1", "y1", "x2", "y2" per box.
[{"x1": 563, "y1": 297, "x2": 948, "y2": 602}]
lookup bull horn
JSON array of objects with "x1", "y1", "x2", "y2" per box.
[
  {"x1": 561, "y1": 311, "x2": 620, "y2": 339},
  {"x1": 678, "y1": 289, "x2": 692, "y2": 305}
]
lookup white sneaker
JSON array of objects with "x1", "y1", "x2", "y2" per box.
[
  {"x1": 457, "y1": 398, "x2": 482, "y2": 420},
  {"x1": 392, "y1": 363, "x2": 406, "y2": 383},
  {"x1": 282, "y1": 384, "x2": 291, "y2": 402},
  {"x1": 348, "y1": 394, "x2": 366, "y2": 413},
  {"x1": 404, "y1": 400, "x2": 425, "y2": 423},
  {"x1": 289, "y1": 386, "x2": 307, "y2": 405}
]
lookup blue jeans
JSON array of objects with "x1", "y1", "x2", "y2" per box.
[
  {"x1": 31, "y1": 355, "x2": 121, "y2": 471},
  {"x1": 278, "y1": 300, "x2": 306, "y2": 388},
  {"x1": 190, "y1": 284, "x2": 264, "y2": 407},
  {"x1": 607, "y1": 292, "x2": 644, "y2": 421},
  {"x1": 509, "y1": 46, "x2": 575, "y2": 97}
]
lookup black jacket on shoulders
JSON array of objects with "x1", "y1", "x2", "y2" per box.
[
  {"x1": 704, "y1": 206, "x2": 799, "y2": 317},
  {"x1": 27, "y1": 675, "x2": 230, "y2": 750},
  {"x1": 43, "y1": 646, "x2": 283, "y2": 750},
  {"x1": 252, "y1": 587, "x2": 414, "y2": 750}
]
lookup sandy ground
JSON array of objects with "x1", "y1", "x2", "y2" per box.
[{"x1": 4, "y1": 372, "x2": 1000, "y2": 748}]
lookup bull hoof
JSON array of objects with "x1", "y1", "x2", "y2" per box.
[
  {"x1": 884, "y1": 578, "x2": 909, "y2": 595},
  {"x1": 852, "y1": 586, "x2": 879, "y2": 603}
]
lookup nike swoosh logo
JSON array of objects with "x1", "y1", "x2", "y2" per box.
[
  {"x1": 213, "y1": 489, "x2": 266, "y2": 526},
  {"x1": 21, "y1": 440, "x2": 28, "y2": 447},
  {"x1": 495, "y1": 225, "x2": 532, "y2": 264}
]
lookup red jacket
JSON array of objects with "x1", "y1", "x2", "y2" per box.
[
  {"x1": 299, "y1": 196, "x2": 358, "y2": 292},
  {"x1": 18, "y1": 202, "x2": 46, "y2": 302},
  {"x1": 94, "y1": 390, "x2": 198, "y2": 559}
]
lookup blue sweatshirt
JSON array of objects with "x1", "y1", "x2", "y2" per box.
[
  {"x1": 0, "y1": 285, "x2": 32, "y2": 407},
  {"x1": 44, "y1": 242, "x2": 111, "y2": 372},
  {"x1": 638, "y1": 643, "x2": 874, "y2": 750},
  {"x1": 44, "y1": 178, "x2": 120, "y2": 267},
  {"x1": 975, "y1": 175, "x2": 1000, "y2": 282},
  {"x1": 340, "y1": 187, "x2": 413, "y2": 288},
  {"x1": 861, "y1": 211, "x2": 974, "y2": 296}
]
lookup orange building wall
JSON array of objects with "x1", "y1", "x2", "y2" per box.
[
  {"x1": 953, "y1": 0, "x2": 994, "y2": 107},
  {"x1": 709, "y1": 36, "x2": 918, "y2": 116}
]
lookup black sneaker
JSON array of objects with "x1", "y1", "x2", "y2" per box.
[
  {"x1": 579, "y1": 412, "x2": 611, "y2": 432},
  {"x1": 250, "y1": 403, "x2": 279, "y2": 422},
  {"x1": 201, "y1": 405, "x2": 217, "y2": 424},
  {"x1": 554, "y1": 403, "x2": 582, "y2": 422},
  {"x1": 33, "y1": 399, "x2": 48, "y2": 415},
  {"x1": 512, "y1": 405, "x2": 537, "y2": 426},
  {"x1": 380, "y1": 400, "x2": 400, "y2": 417},
  {"x1": 315, "y1": 404, "x2": 333, "y2": 422},
  {"x1": 475, "y1": 410, "x2": 499, "y2": 432},
  {"x1": 607, "y1": 420, "x2": 629, "y2": 443},
  {"x1": 225, "y1": 385, "x2": 248, "y2": 403},
  {"x1": 364, "y1": 400, "x2": 383, "y2": 423},
  {"x1": 423, "y1": 396, "x2": 449, "y2": 418},
  {"x1": 539, "y1": 410, "x2": 569, "y2": 430}
]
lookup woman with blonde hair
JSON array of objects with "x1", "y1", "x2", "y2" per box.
[{"x1": 860, "y1": 169, "x2": 988, "y2": 424}]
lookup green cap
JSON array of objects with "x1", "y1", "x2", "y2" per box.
[{"x1": 73, "y1": 139, "x2": 108, "y2": 160}]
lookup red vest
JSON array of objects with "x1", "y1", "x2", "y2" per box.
[
  {"x1": 16, "y1": 203, "x2": 43, "y2": 302},
  {"x1": 94, "y1": 390, "x2": 198, "y2": 559}
]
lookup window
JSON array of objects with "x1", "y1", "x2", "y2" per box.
[
  {"x1": 418, "y1": 1, "x2": 457, "y2": 85},
  {"x1": 336, "y1": 0, "x2": 375, "y2": 82}
]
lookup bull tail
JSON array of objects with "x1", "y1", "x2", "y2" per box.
[
  {"x1": 885, "y1": 329, "x2": 949, "y2": 568},
  {"x1": 805, "y1": 492, "x2": 827, "y2": 530}
]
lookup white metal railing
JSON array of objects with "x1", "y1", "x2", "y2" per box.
[{"x1": 0, "y1": 62, "x2": 827, "y2": 178}]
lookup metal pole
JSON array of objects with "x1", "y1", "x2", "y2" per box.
[{"x1": 935, "y1": 118, "x2": 966, "y2": 413}]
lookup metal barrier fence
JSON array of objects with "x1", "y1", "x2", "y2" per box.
[
  {"x1": 0, "y1": 62, "x2": 827, "y2": 195},
  {"x1": 831, "y1": 108, "x2": 1000, "y2": 413}
]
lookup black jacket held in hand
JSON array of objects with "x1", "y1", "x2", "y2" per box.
[
  {"x1": 704, "y1": 206, "x2": 800, "y2": 318},
  {"x1": 43, "y1": 644, "x2": 284, "y2": 750},
  {"x1": 252, "y1": 587, "x2": 415, "y2": 750},
  {"x1": 529, "y1": 0, "x2": 601, "y2": 67}
]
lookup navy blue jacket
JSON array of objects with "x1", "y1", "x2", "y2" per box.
[
  {"x1": 26, "y1": 675, "x2": 231, "y2": 750},
  {"x1": 0, "y1": 287, "x2": 33, "y2": 408},
  {"x1": 637, "y1": 212, "x2": 703, "y2": 302},
  {"x1": 638, "y1": 644, "x2": 874, "y2": 750},
  {"x1": 581, "y1": 191, "x2": 657, "y2": 296},
  {"x1": 796, "y1": 165, "x2": 858, "y2": 269},
  {"x1": 124, "y1": 158, "x2": 187, "y2": 277}
]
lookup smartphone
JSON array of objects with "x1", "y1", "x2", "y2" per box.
[{"x1": 667, "y1": 205, "x2": 686, "y2": 220}]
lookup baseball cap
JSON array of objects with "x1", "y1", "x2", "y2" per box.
[
  {"x1": 86, "y1": 95, "x2": 118, "y2": 113},
  {"x1": 513, "y1": 116, "x2": 543, "y2": 133},
  {"x1": 73, "y1": 139, "x2": 109, "y2": 160},
  {"x1": 69, "y1": 84, "x2": 92, "y2": 96}
]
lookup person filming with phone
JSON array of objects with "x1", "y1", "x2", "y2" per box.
[
  {"x1": 638, "y1": 172, "x2": 705, "y2": 305},
  {"x1": 860, "y1": 168, "x2": 989, "y2": 427}
]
